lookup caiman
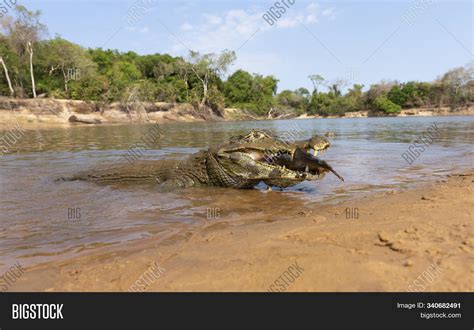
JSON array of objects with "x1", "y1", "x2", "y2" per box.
[{"x1": 63, "y1": 130, "x2": 344, "y2": 189}]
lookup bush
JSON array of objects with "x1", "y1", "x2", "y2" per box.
[
  {"x1": 387, "y1": 85, "x2": 407, "y2": 106},
  {"x1": 308, "y1": 92, "x2": 335, "y2": 116},
  {"x1": 277, "y1": 90, "x2": 308, "y2": 113},
  {"x1": 131, "y1": 79, "x2": 158, "y2": 102},
  {"x1": 69, "y1": 75, "x2": 109, "y2": 101},
  {"x1": 207, "y1": 85, "x2": 225, "y2": 115},
  {"x1": 373, "y1": 96, "x2": 401, "y2": 114}
]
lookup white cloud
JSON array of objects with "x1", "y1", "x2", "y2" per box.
[
  {"x1": 270, "y1": 2, "x2": 332, "y2": 29},
  {"x1": 125, "y1": 26, "x2": 150, "y2": 34},
  {"x1": 180, "y1": 22, "x2": 193, "y2": 31},
  {"x1": 307, "y1": 3, "x2": 320, "y2": 11},
  {"x1": 276, "y1": 16, "x2": 300, "y2": 28},
  {"x1": 322, "y1": 8, "x2": 337, "y2": 20},
  {"x1": 306, "y1": 14, "x2": 318, "y2": 24},
  {"x1": 170, "y1": 2, "x2": 337, "y2": 54},
  {"x1": 203, "y1": 13, "x2": 222, "y2": 25}
]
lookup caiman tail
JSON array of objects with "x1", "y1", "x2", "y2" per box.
[{"x1": 57, "y1": 158, "x2": 210, "y2": 187}]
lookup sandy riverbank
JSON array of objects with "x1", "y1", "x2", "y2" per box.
[
  {"x1": 0, "y1": 98, "x2": 215, "y2": 129},
  {"x1": 8, "y1": 172, "x2": 473, "y2": 292},
  {"x1": 0, "y1": 98, "x2": 473, "y2": 129},
  {"x1": 295, "y1": 106, "x2": 474, "y2": 119}
]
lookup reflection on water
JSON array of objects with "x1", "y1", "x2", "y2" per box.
[{"x1": 0, "y1": 116, "x2": 473, "y2": 271}]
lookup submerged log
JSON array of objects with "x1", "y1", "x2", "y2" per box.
[{"x1": 68, "y1": 115, "x2": 102, "y2": 125}]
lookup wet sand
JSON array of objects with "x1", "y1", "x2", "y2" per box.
[{"x1": 8, "y1": 172, "x2": 474, "y2": 292}]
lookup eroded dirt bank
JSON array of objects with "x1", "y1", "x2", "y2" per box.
[
  {"x1": 0, "y1": 98, "x2": 473, "y2": 129},
  {"x1": 9, "y1": 173, "x2": 473, "y2": 292},
  {"x1": 0, "y1": 97, "x2": 220, "y2": 128}
]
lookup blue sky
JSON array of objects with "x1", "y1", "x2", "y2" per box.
[{"x1": 21, "y1": 0, "x2": 473, "y2": 92}]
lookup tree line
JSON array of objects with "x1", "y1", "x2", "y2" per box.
[{"x1": 0, "y1": 5, "x2": 473, "y2": 117}]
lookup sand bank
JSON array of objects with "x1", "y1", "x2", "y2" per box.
[
  {"x1": 0, "y1": 98, "x2": 472, "y2": 130},
  {"x1": 9, "y1": 172, "x2": 473, "y2": 292}
]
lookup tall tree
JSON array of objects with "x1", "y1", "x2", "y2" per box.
[
  {"x1": 26, "y1": 40, "x2": 35, "y2": 97},
  {"x1": 0, "y1": 56, "x2": 14, "y2": 96},
  {"x1": 308, "y1": 74, "x2": 325, "y2": 93},
  {"x1": 0, "y1": 41, "x2": 14, "y2": 96},
  {"x1": 1, "y1": 5, "x2": 47, "y2": 98},
  {"x1": 189, "y1": 50, "x2": 236, "y2": 108},
  {"x1": 326, "y1": 78, "x2": 349, "y2": 97},
  {"x1": 175, "y1": 58, "x2": 190, "y2": 100},
  {"x1": 224, "y1": 69, "x2": 254, "y2": 104},
  {"x1": 40, "y1": 37, "x2": 97, "y2": 93}
]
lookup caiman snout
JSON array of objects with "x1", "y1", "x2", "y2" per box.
[{"x1": 274, "y1": 148, "x2": 344, "y2": 182}]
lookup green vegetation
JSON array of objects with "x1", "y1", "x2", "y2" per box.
[
  {"x1": 373, "y1": 96, "x2": 402, "y2": 114},
  {"x1": 224, "y1": 70, "x2": 278, "y2": 116},
  {"x1": 0, "y1": 5, "x2": 473, "y2": 117}
]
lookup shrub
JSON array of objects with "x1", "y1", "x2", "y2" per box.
[
  {"x1": 373, "y1": 96, "x2": 402, "y2": 114},
  {"x1": 207, "y1": 85, "x2": 225, "y2": 115}
]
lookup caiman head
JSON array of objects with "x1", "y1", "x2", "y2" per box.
[{"x1": 207, "y1": 130, "x2": 344, "y2": 188}]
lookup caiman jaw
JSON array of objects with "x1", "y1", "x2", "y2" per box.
[
  {"x1": 308, "y1": 141, "x2": 330, "y2": 157},
  {"x1": 266, "y1": 147, "x2": 344, "y2": 182},
  {"x1": 293, "y1": 148, "x2": 344, "y2": 181},
  {"x1": 298, "y1": 141, "x2": 330, "y2": 157},
  {"x1": 217, "y1": 130, "x2": 343, "y2": 187},
  {"x1": 313, "y1": 145, "x2": 329, "y2": 156}
]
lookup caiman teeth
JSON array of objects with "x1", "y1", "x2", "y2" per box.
[{"x1": 305, "y1": 165, "x2": 309, "y2": 173}]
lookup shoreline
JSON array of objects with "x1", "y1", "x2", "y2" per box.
[
  {"x1": 9, "y1": 172, "x2": 473, "y2": 292},
  {"x1": 0, "y1": 97, "x2": 473, "y2": 129}
]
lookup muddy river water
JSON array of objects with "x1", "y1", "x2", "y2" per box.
[{"x1": 0, "y1": 116, "x2": 472, "y2": 271}]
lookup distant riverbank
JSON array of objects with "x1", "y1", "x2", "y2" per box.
[
  {"x1": 0, "y1": 97, "x2": 472, "y2": 128},
  {"x1": 294, "y1": 107, "x2": 474, "y2": 119}
]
